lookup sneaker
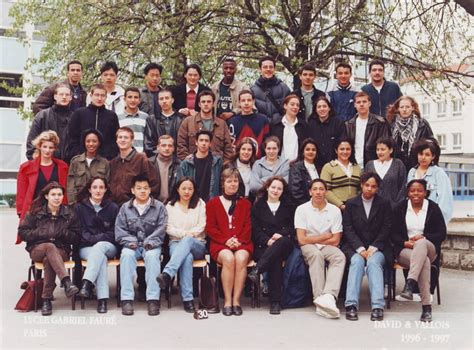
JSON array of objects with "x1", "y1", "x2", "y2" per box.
[
  {"x1": 315, "y1": 306, "x2": 338, "y2": 319},
  {"x1": 395, "y1": 293, "x2": 433, "y2": 303},
  {"x1": 314, "y1": 294, "x2": 340, "y2": 319}
]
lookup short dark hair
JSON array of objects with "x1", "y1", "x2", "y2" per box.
[
  {"x1": 369, "y1": 59, "x2": 385, "y2": 71},
  {"x1": 81, "y1": 129, "x2": 103, "y2": 150},
  {"x1": 198, "y1": 90, "x2": 215, "y2": 103},
  {"x1": 406, "y1": 179, "x2": 430, "y2": 197},
  {"x1": 334, "y1": 138, "x2": 357, "y2": 164},
  {"x1": 124, "y1": 87, "x2": 141, "y2": 98},
  {"x1": 158, "y1": 88, "x2": 173, "y2": 97},
  {"x1": 100, "y1": 61, "x2": 119, "y2": 75},
  {"x1": 375, "y1": 136, "x2": 394, "y2": 150},
  {"x1": 131, "y1": 175, "x2": 150, "y2": 188},
  {"x1": 355, "y1": 91, "x2": 371, "y2": 102},
  {"x1": 67, "y1": 60, "x2": 83, "y2": 71},
  {"x1": 144, "y1": 62, "x2": 163, "y2": 75},
  {"x1": 310, "y1": 178, "x2": 327, "y2": 190},
  {"x1": 168, "y1": 177, "x2": 200, "y2": 208},
  {"x1": 184, "y1": 63, "x2": 202, "y2": 77},
  {"x1": 411, "y1": 138, "x2": 440, "y2": 166},
  {"x1": 222, "y1": 58, "x2": 236, "y2": 65},
  {"x1": 360, "y1": 171, "x2": 381, "y2": 186},
  {"x1": 196, "y1": 129, "x2": 213, "y2": 142},
  {"x1": 238, "y1": 89, "x2": 254, "y2": 100},
  {"x1": 76, "y1": 176, "x2": 111, "y2": 204},
  {"x1": 258, "y1": 55, "x2": 276, "y2": 68},
  {"x1": 335, "y1": 62, "x2": 352, "y2": 73},
  {"x1": 298, "y1": 63, "x2": 316, "y2": 75}
]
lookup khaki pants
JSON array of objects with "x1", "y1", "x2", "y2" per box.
[{"x1": 301, "y1": 244, "x2": 346, "y2": 299}]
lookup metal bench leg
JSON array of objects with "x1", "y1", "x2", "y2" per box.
[{"x1": 116, "y1": 265, "x2": 121, "y2": 307}]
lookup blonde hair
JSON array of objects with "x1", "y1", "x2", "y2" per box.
[{"x1": 31, "y1": 130, "x2": 59, "y2": 159}]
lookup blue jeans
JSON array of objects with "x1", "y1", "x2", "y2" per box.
[
  {"x1": 79, "y1": 242, "x2": 117, "y2": 299},
  {"x1": 345, "y1": 251, "x2": 385, "y2": 310},
  {"x1": 120, "y1": 247, "x2": 161, "y2": 301},
  {"x1": 164, "y1": 237, "x2": 206, "y2": 302}
]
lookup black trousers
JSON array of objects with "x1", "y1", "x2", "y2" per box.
[{"x1": 255, "y1": 237, "x2": 294, "y2": 302}]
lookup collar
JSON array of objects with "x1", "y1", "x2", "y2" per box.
[
  {"x1": 407, "y1": 198, "x2": 428, "y2": 213},
  {"x1": 186, "y1": 84, "x2": 198, "y2": 93},
  {"x1": 128, "y1": 197, "x2": 156, "y2": 208},
  {"x1": 310, "y1": 200, "x2": 329, "y2": 212},
  {"x1": 282, "y1": 116, "x2": 298, "y2": 127},
  {"x1": 120, "y1": 148, "x2": 137, "y2": 162},
  {"x1": 337, "y1": 83, "x2": 352, "y2": 90},
  {"x1": 362, "y1": 195, "x2": 374, "y2": 205},
  {"x1": 195, "y1": 113, "x2": 217, "y2": 125}
]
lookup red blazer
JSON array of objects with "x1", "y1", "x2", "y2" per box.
[
  {"x1": 206, "y1": 196, "x2": 253, "y2": 261},
  {"x1": 16, "y1": 157, "x2": 68, "y2": 244}
]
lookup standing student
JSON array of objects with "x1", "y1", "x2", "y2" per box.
[
  {"x1": 139, "y1": 62, "x2": 163, "y2": 118},
  {"x1": 292, "y1": 63, "x2": 326, "y2": 122},
  {"x1": 327, "y1": 62, "x2": 358, "y2": 122},
  {"x1": 97, "y1": 61, "x2": 125, "y2": 114}
]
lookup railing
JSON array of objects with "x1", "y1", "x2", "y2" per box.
[{"x1": 443, "y1": 168, "x2": 474, "y2": 200}]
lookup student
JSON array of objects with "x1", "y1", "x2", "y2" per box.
[
  {"x1": 342, "y1": 172, "x2": 392, "y2": 321},
  {"x1": 18, "y1": 182, "x2": 80, "y2": 316},
  {"x1": 139, "y1": 62, "x2": 163, "y2": 118},
  {"x1": 156, "y1": 177, "x2": 207, "y2": 313},
  {"x1": 98, "y1": 61, "x2": 125, "y2": 114},
  {"x1": 224, "y1": 137, "x2": 257, "y2": 198},
  {"x1": 248, "y1": 176, "x2": 295, "y2": 315},
  {"x1": 292, "y1": 63, "x2": 326, "y2": 122},
  {"x1": 327, "y1": 62, "x2": 358, "y2": 122},
  {"x1": 115, "y1": 175, "x2": 168, "y2": 316},
  {"x1": 206, "y1": 169, "x2": 253, "y2": 316},
  {"x1": 75, "y1": 177, "x2": 119, "y2": 313},
  {"x1": 295, "y1": 179, "x2": 346, "y2": 319}
]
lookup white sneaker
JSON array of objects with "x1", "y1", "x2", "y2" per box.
[
  {"x1": 395, "y1": 293, "x2": 433, "y2": 302},
  {"x1": 314, "y1": 294, "x2": 340, "y2": 318}
]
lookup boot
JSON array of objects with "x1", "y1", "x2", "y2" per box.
[
  {"x1": 61, "y1": 276, "x2": 79, "y2": 297},
  {"x1": 41, "y1": 299, "x2": 52, "y2": 316},
  {"x1": 78, "y1": 279, "x2": 93, "y2": 299},
  {"x1": 97, "y1": 299, "x2": 108, "y2": 314},
  {"x1": 156, "y1": 272, "x2": 171, "y2": 291},
  {"x1": 420, "y1": 305, "x2": 432, "y2": 322},
  {"x1": 400, "y1": 278, "x2": 417, "y2": 300}
]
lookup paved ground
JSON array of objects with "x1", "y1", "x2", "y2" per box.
[{"x1": 1, "y1": 209, "x2": 473, "y2": 349}]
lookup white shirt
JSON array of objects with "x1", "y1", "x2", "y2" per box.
[
  {"x1": 304, "y1": 161, "x2": 319, "y2": 180},
  {"x1": 267, "y1": 201, "x2": 280, "y2": 215},
  {"x1": 355, "y1": 117, "x2": 368, "y2": 167},
  {"x1": 186, "y1": 84, "x2": 198, "y2": 94},
  {"x1": 281, "y1": 116, "x2": 299, "y2": 162},
  {"x1": 336, "y1": 160, "x2": 353, "y2": 178},
  {"x1": 166, "y1": 199, "x2": 206, "y2": 241},
  {"x1": 362, "y1": 196, "x2": 374, "y2": 219},
  {"x1": 133, "y1": 197, "x2": 151, "y2": 216},
  {"x1": 374, "y1": 159, "x2": 393, "y2": 179},
  {"x1": 405, "y1": 199, "x2": 429, "y2": 239},
  {"x1": 236, "y1": 159, "x2": 251, "y2": 196},
  {"x1": 219, "y1": 196, "x2": 233, "y2": 228},
  {"x1": 294, "y1": 200, "x2": 342, "y2": 249}
]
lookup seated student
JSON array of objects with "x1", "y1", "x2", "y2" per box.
[
  {"x1": 156, "y1": 177, "x2": 207, "y2": 313},
  {"x1": 67, "y1": 129, "x2": 110, "y2": 204},
  {"x1": 18, "y1": 182, "x2": 80, "y2": 316},
  {"x1": 249, "y1": 136, "x2": 290, "y2": 194},
  {"x1": 75, "y1": 177, "x2": 120, "y2": 314},
  {"x1": 295, "y1": 179, "x2": 346, "y2": 319},
  {"x1": 248, "y1": 176, "x2": 295, "y2": 315},
  {"x1": 392, "y1": 179, "x2": 447, "y2": 322},
  {"x1": 206, "y1": 169, "x2": 253, "y2": 316},
  {"x1": 342, "y1": 172, "x2": 391, "y2": 322},
  {"x1": 115, "y1": 175, "x2": 168, "y2": 316}
]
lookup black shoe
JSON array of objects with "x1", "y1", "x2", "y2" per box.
[
  {"x1": 183, "y1": 300, "x2": 195, "y2": 313},
  {"x1": 247, "y1": 267, "x2": 260, "y2": 285},
  {"x1": 232, "y1": 305, "x2": 243, "y2": 316},
  {"x1": 222, "y1": 306, "x2": 233, "y2": 316},
  {"x1": 61, "y1": 276, "x2": 79, "y2": 297},
  {"x1": 78, "y1": 279, "x2": 93, "y2": 299},
  {"x1": 156, "y1": 272, "x2": 171, "y2": 291},
  {"x1": 370, "y1": 308, "x2": 384, "y2": 321},
  {"x1": 420, "y1": 305, "x2": 432, "y2": 322},
  {"x1": 41, "y1": 299, "x2": 52, "y2": 316},
  {"x1": 400, "y1": 278, "x2": 417, "y2": 300},
  {"x1": 345, "y1": 305, "x2": 358, "y2": 321},
  {"x1": 270, "y1": 302, "x2": 281, "y2": 315},
  {"x1": 121, "y1": 300, "x2": 134, "y2": 316},
  {"x1": 97, "y1": 299, "x2": 107, "y2": 314},
  {"x1": 148, "y1": 300, "x2": 160, "y2": 316}
]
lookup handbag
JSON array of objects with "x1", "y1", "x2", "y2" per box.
[
  {"x1": 15, "y1": 279, "x2": 43, "y2": 312},
  {"x1": 198, "y1": 275, "x2": 220, "y2": 314}
]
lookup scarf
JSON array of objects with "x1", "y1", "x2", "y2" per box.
[
  {"x1": 223, "y1": 193, "x2": 239, "y2": 216},
  {"x1": 393, "y1": 114, "x2": 419, "y2": 153}
]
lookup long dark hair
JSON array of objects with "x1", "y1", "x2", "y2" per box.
[
  {"x1": 168, "y1": 177, "x2": 200, "y2": 209},
  {"x1": 296, "y1": 138, "x2": 318, "y2": 163},
  {"x1": 256, "y1": 176, "x2": 291, "y2": 203},
  {"x1": 334, "y1": 138, "x2": 357, "y2": 164},
  {"x1": 312, "y1": 96, "x2": 335, "y2": 119},
  {"x1": 29, "y1": 182, "x2": 64, "y2": 215},
  {"x1": 76, "y1": 176, "x2": 111, "y2": 204},
  {"x1": 226, "y1": 137, "x2": 257, "y2": 168}
]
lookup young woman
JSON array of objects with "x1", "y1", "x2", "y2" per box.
[
  {"x1": 156, "y1": 177, "x2": 207, "y2": 313},
  {"x1": 270, "y1": 94, "x2": 307, "y2": 162},
  {"x1": 16, "y1": 131, "x2": 68, "y2": 230},
  {"x1": 224, "y1": 137, "x2": 257, "y2": 198},
  {"x1": 364, "y1": 137, "x2": 406, "y2": 208},
  {"x1": 18, "y1": 182, "x2": 80, "y2": 316},
  {"x1": 248, "y1": 176, "x2": 295, "y2": 314},
  {"x1": 75, "y1": 177, "x2": 119, "y2": 313},
  {"x1": 320, "y1": 138, "x2": 361, "y2": 210},
  {"x1": 289, "y1": 138, "x2": 319, "y2": 206},
  {"x1": 392, "y1": 179, "x2": 447, "y2": 322},
  {"x1": 67, "y1": 129, "x2": 110, "y2": 204},
  {"x1": 386, "y1": 96, "x2": 433, "y2": 171},
  {"x1": 407, "y1": 139, "x2": 453, "y2": 224},
  {"x1": 206, "y1": 169, "x2": 253, "y2": 316},
  {"x1": 307, "y1": 96, "x2": 345, "y2": 173},
  {"x1": 250, "y1": 136, "x2": 290, "y2": 194}
]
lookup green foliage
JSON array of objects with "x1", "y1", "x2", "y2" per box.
[{"x1": 0, "y1": 194, "x2": 16, "y2": 208}]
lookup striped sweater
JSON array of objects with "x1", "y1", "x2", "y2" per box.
[{"x1": 320, "y1": 160, "x2": 361, "y2": 208}]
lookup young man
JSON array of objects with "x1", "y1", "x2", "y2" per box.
[
  {"x1": 118, "y1": 87, "x2": 149, "y2": 153},
  {"x1": 251, "y1": 56, "x2": 291, "y2": 124},
  {"x1": 26, "y1": 84, "x2": 72, "y2": 161},
  {"x1": 109, "y1": 127, "x2": 160, "y2": 205},
  {"x1": 292, "y1": 63, "x2": 326, "y2": 122},
  {"x1": 139, "y1": 62, "x2": 163, "y2": 118},
  {"x1": 341, "y1": 172, "x2": 391, "y2": 321},
  {"x1": 344, "y1": 92, "x2": 391, "y2": 168},
  {"x1": 143, "y1": 88, "x2": 184, "y2": 157},
  {"x1": 178, "y1": 130, "x2": 222, "y2": 202},
  {"x1": 115, "y1": 175, "x2": 167, "y2": 316},
  {"x1": 211, "y1": 58, "x2": 249, "y2": 121},
  {"x1": 33, "y1": 60, "x2": 87, "y2": 114},
  {"x1": 149, "y1": 135, "x2": 181, "y2": 203},
  {"x1": 226, "y1": 90, "x2": 270, "y2": 158},
  {"x1": 295, "y1": 179, "x2": 346, "y2": 319},
  {"x1": 362, "y1": 59, "x2": 402, "y2": 118},
  {"x1": 177, "y1": 90, "x2": 233, "y2": 161},
  {"x1": 327, "y1": 62, "x2": 358, "y2": 122},
  {"x1": 67, "y1": 84, "x2": 119, "y2": 161},
  {"x1": 95, "y1": 61, "x2": 125, "y2": 114}
]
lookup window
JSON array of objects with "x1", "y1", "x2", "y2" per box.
[
  {"x1": 453, "y1": 133, "x2": 462, "y2": 150},
  {"x1": 436, "y1": 101, "x2": 446, "y2": 118},
  {"x1": 421, "y1": 102, "x2": 430, "y2": 119},
  {"x1": 437, "y1": 134, "x2": 446, "y2": 150},
  {"x1": 0, "y1": 73, "x2": 23, "y2": 109},
  {"x1": 452, "y1": 100, "x2": 462, "y2": 117}
]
